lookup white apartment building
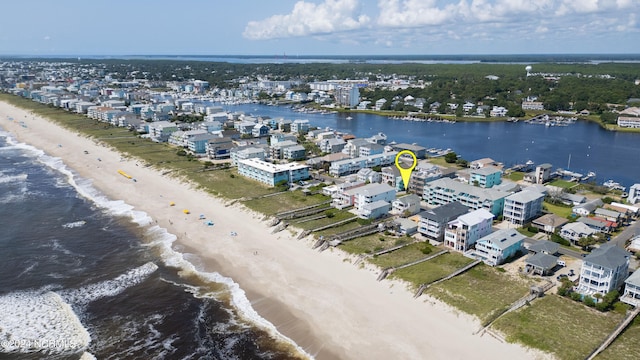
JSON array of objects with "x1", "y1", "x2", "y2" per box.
[
  {"x1": 444, "y1": 209, "x2": 494, "y2": 252},
  {"x1": 503, "y1": 190, "x2": 545, "y2": 225}
]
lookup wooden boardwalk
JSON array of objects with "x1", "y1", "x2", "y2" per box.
[{"x1": 585, "y1": 306, "x2": 640, "y2": 360}]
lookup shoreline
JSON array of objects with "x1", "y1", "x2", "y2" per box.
[{"x1": 0, "y1": 100, "x2": 549, "y2": 359}]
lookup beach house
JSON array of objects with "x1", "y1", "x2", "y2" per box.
[
  {"x1": 577, "y1": 244, "x2": 630, "y2": 297},
  {"x1": 573, "y1": 199, "x2": 604, "y2": 216},
  {"x1": 559, "y1": 222, "x2": 598, "y2": 244},
  {"x1": 417, "y1": 202, "x2": 469, "y2": 242},
  {"x1": 391, "y1": 194, "x2": 422, "y2": 216},
  {"x1": 621, "y1": 268, "x2": 640, "y2": 306},
  {"x1": 444, "y1": 208, "x2": 494, "y2": 252},
  {"x1": 472, "y1": 229, "x2": 526, "y2": 266}
]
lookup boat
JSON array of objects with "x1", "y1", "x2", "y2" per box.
[
  {"x1": 603, "y1": 180, "x2": 626, "y2": 191},
  {"x1": 345, "y1": 116, "x2": 353, "y2": 120}
]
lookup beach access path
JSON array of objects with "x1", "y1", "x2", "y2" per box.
[{"x1": 0, "y1": 101, "x2": 550, "y2": 360}]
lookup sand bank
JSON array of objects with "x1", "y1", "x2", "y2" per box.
[{"x1": 0, "y1": 101, "x2": 549, "y2": 360}]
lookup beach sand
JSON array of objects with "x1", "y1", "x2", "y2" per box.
[{"x1": 0, "y1": 101, "x2": 550, "y2": 360}]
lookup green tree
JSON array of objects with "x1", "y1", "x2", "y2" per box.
[{"x1": 444, "y1": 152, "x2": 458, "y2": 163}]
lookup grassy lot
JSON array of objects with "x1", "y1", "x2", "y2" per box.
[
  {"x1": 543, "y1": 201, "x2": 574, "y2": 218},
  {"x1": 391, "y1": 252, "x2": 474, "y2": 289},
  {"x1": 368, "y1": 242, "x2": 435, "y2": 269},
  {"x1": 493, "y1": 295, "x2": 624, "y2": 360},
  {"x1": 427, "y1": 264, "x2": 530, "y2": 323},
  {"x1": 295, "y1": 209, "x2": 356, "y2": 231},
  {"x1": 548, "y1": 179, "x2": 578, "y2": 189},
  {"x1": 517, "y1": 227, "x2": 538, "y2": 237},
  {"x1": 506, "y1": 171, "x2": 525, "y2": 181},
  {"x1": 242, "y1": 192, "x2": 328, "y2": 215},
  {"x1": 339, "y1": 233, "x2": 411, "y2": 255},
  {"x1": 599, "y1": 318, "x2": 640, "y2": 360}
]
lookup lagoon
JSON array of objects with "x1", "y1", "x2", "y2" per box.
[{"x1": 223, "y1": 104, "x2": 640, "y2": 188}]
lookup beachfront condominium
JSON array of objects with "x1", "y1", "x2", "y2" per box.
[
  {"x1": 502, "y1": 189, "x2": 545, "y2": 225},
  {"x1": 422, "y1": 177, "x2": 508, "y2": 217},
  {"x1": 621, "y1": 268, "x2": 640, "y2": 307},
  {"x1": 444, "y1": 208, "x2": 494, "y2": 252},
  {"x1": 472, "y1": 229, "x2": 525, "y2": 266},
  {"x1": 577, "y1": 244, "x2": 630, "y2": 297},
  {"x1": 237, "y1": 158, "x2": 310, "y2": 187},
  {"x1": 329, "y1": 152, "x2": 398, "y2": 177}
]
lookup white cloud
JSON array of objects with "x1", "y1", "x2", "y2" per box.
[
  {"x1": 43, "y1": 35, "x2": 51, "y2": 41},
  {"x1": 243, "y1": 0, "x2": 370, "y2": 40}
]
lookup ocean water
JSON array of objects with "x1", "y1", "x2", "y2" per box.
[{"x1": 0, "y1": 130, "x2": 306, "y2": 360}]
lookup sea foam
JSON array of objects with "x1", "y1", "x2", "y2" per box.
[{"x1": 0, "y1": 291, "x2": 90, "y2": 356}]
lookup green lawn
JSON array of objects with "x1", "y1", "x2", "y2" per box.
[
  {"x1": 427, "y1": 264, "x2": 530, "y2": 323},
  {"x1": 544, "y1": 201, "x2": 574, "y2": 218},
  {"x1": 493, "y1": 295, "x2": 623, "y2": 360},
  {"x1": 242, "y1": 192, "x2": 328, "y2": 215},
  {"x1": 548, "y1": 179, "x2": 578, "y2": 189},
  {"x1": 390, "y1": 252, "x2": 474, "y2": 289},
  {"x1": 338, "y1": 234, "x2": 411, "y2": 255},
  {"x1": 599, "y1": 317, "x2": 640, "y2": 360},
  {"x1": 506, "y1": 171, "x2": 525, "y2": 181},
  {"x1": 368, "y1": 242, "x2": 435, "y2": 269},
  {"x1": 296, "y1": 210, "x2": 356, "y2": 231}
]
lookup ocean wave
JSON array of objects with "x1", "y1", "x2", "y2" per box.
[
  {"x1": 0, "y1": 291, "x2": 90, "y2": 356},
  {"x1": 0, "y1": 172, "x2": 27, "y2": 184},
  {"x1": 58, "y1": 262, "x2": 159, "y2": 306},
  {"x1": 62, "y1": 220, "x2": 87, "y2": 229},
  {"x1": 2, "y1": 133, "x2": 311, "y2": 359},
  {"x1": 144, "y1": 225, "x2": 312, "y2": 359}
]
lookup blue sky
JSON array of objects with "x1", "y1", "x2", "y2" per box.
[{"x1": 1, "y1": 0, "x2": 638, "y2": 56}]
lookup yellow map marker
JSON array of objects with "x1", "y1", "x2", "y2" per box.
[{"x1": 395, "y1": 150, "x2": 417, "y2": 191}]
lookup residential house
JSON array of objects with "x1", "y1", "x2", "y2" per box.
[
  {"x1": 535, "y1": 164, "x2": 552, "y2": 184},
  {"x1": 531, "y1": 213, "x2": 569, "y2": 234},
  {"x1": 271, "y1": 133, "x2": 298, "y2": 145},
  {"x1": 342, "y1": 139, "x2": 371, "y2": 158},
  {"x1": 423, "y1": 177, "x2": 508, "y2": 217},
  {"x1": 319, "y1": 138, "x2": 346, "y2": 154},
  {"x1": 231, "y1": 147, "x2": 266, "y2": 166},
  {"x1": 381, "y1": 166, "x2": 403, "y2": 191},
  {"x1": 617, "y1": 116, "x2": 640, "y2": 128},
  {"x1": 391, "y1": 143, "x2": 427, "y2": 159},
  {"x1": 391, "y1": 194, "x2": 422, "y2": 216},
  {"x1": 577, "y1": 244, "x2": 630, "y2": 296},
  {"x1": 353, "y1": 183, "x2": 396, "y2": 212},
  {"x1": 270, "y1": 140, "x2": 298, "y2": 160},
  {"x1": 594, "y1": 208, "x2": 623, "y2": 223},
  {"x1": 358, "y1": 200, "x2": 392, "y2": 219},
  {"x1": 561, "y1": 193, "x2": 587, "y2": 206},
  {"x1": 473, "y1": 229, "x2": 525, "y2": 266},
  {"x1": 578, "y1": 217, "x2": 616, "y2": 233},
  {"x1": 417, "y1": 202, "x2": 469, "y2": 242},
  {"x1": 470, "y1": 166, "x2": 502, "y2": 188},
  {"x1": 525, "y1": 253, "x2": 559, "y2": 276},
  {"x1": 359, "y1": 143, "x2": 385, "y2": 157},
  {"x1": 573, "y1": 199, "x2": 604, "y2": 216},
  {"x1": 522, "y1": 101, "x2": 545, "y2": 110},
  {"x1": 282, "y1": 145, "x2": 306, "y2": 161},
  {"x1": 356, "y1": 168, "x2": 382, "y2": 184},
  {"x1": 560, "y1": 222, "x2": 598, "y2": 244},
  {"x1": 375, "y1": 98, "x2": 387, "y2": 111},
  {"x1": 252, "y1": 124, "x2": 270, "y2": 138},
  {"x1": 621, "y1": 268, "x2": 640, "y2": 306},
  {"x1": 527, "y1": 240, "x2": 560, "y2": 255},
  {"x1": 235, "y1": 121, "x2": 256, "y2": 135},
  {"x1": 206, "y1": 137, "x2": 234, "y2": 159},
  {"x1": 503, "y1": 190, "x2": 545, "y2": 225},
  {"x1": 444, "y1": 208, "x2": 494, "y2": 252},
  {"x1": 187, "y1": 133, "x2": 217, "y2": 154},
  {"x1": 148, "y1": 121, "x2": 178, "y2": 142},
  {"x1": 408, "y1": 163, "x2": 443, "y2": 195},
  {"x1": 237, "y1": 158, "x2": 310, "y2": 187},
  {"x1": 470, "y1": 158, "x2": 499, "y2": 170},
  {"x1": 489, "y1": 106, "x2": 507, "y2": 117},
  {"x1": 291, "y1": 119, "x2": 310, "y2": 134},
  {"x1": 393, "y1": 218, "x2": 418, "y2": 235},
  {"x1": 628, "y1": 184, "x2": 640, "y2": 204}
]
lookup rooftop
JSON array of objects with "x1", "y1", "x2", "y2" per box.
[
  {"x1": 584, "y1": 243, "x2": 630, "y2": 269},
  {"x1": 478, "y1": 229, "x2": 526, "y2": 250},
  {"x1": 418, "y1": 201, "x2": 469, "y2": 222}
]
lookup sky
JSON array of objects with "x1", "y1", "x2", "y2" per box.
[{"x1": 0, "y1": 0, "x2": 638, "y2": 56}]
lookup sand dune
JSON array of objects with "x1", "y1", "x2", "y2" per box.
[{"x1": 0, "y1": 101, "x2": 548, "y2": 360}]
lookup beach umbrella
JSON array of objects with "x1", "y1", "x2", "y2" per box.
[{"x1": 183, "y1": 209, "x2": 190, "y2": 214}]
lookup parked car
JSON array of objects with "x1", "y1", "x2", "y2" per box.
[{"x1": 557, "y1": 274, "x2": 568, "y2": 281}]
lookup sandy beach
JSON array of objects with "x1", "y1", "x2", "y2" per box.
[{"x1": 0, "y1": 101, "x2": 548, "y2": 360}]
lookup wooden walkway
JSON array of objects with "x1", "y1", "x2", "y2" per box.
[
  {"x1": 585, "y1": 306, "x2": 640, "y2": 360},
  {"x1": 413, "y1": 259, "x2": 481, "y2": 298}
]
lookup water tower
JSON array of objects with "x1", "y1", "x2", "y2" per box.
[{"x1": 525, "y1": 65, "x2": 532, "y2": 77}]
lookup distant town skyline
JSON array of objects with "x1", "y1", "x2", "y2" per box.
[{"x1": 1, "y1": 0, "x2": 638, "y2": 56}]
